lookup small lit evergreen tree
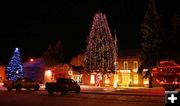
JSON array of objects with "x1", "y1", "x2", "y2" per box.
[{"x1": 6, "y1": 48, "x2": 23, "y2": 81}]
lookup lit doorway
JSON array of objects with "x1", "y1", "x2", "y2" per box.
[{"x1": 120, "y1": 70, "x2": 131, "y2": 87}]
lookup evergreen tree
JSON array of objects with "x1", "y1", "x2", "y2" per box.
[
  {"x1": 44, "y1": 40, "x2": 63, "y2": 67},
  {"x1": 162, "y1": 14, "x2": 180, "y2": 62},
  {"x1": 6, "y1": 48, "x2": 23, "y2": 81},
  {"x1": 84, "y1": 13, "x2": 116, "y2": 74},
  {"x1": 171, "y1": 14, "x2": 180, "y2": 63},
  {"x1": 138, "y1": 0, "x2": 163, "y2": 88},
  {"x1": 171, "y1": 14, "x2": 180, "y2": 50}
]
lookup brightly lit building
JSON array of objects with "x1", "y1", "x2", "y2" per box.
[
  {"x1": 70, "y1": 50, "x2": 150, "y2": 87},
  {"x1": 22, "y1": 49, "x2": 151, "y2": 87},
  {"x1": 116, "y1": 49, "x2": 148, "y2": 87},
  {"x1": 23, "y1": 58, "x2": 82, "y2": 84}
]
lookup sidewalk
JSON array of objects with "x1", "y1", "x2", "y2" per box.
[{"x1": 80, "y1": 85, "x2": 165, "y2": 96}]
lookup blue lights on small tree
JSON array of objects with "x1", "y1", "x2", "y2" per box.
[{"x1": 6, "y1": 48, "x2": 23, "y2": 81}]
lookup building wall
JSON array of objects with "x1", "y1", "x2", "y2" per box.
[
  {"x1": 76, "y1": 55, "x2": 148, "y2": 87},
  {"x1": 24, "y1": 67, "x2": 45, "y2": 83},
  {"x1": 0, "y1": 66, "x2": 5, "y2": 82},
  {"x1": 68, "y1": 49, "x2": 152, "y2": 87},
  {"x1": 116, "y1": 56, "x2": 148, "y2": 87},
  {"x1": 44, "y1": 64, "x2": 82, "y2": 84}
]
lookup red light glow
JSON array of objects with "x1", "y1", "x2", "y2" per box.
[{"x1": 152, "y1": 61, "x2": 180, "y2": 85}]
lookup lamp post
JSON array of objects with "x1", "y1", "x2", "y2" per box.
[{"x1": 113, "y1": 32, "x2": 118, "y2": 88}]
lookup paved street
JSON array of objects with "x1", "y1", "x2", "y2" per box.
[
  {"x1": 0, "y1": 85, "x2": 165, "y2": 106},
  {"x1": 0, "y1": 90, "x2": 164, "y2": 106}
]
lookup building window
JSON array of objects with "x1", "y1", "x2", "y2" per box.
[
  {"x1": 123, "y1": 61, "x2": 128, "y2": 70},
  {"x1": 133, "y1": 61, "x2": 138, "y2": 69},
  {"x1": 133, "y1": 74, "x2": 138, "y2": 84},
  {"x1": 143, "y1": 78, "x2": 149, "y2": 85},
  {"x1": 133, "y1": 61, "x2": 138, "y2": 72},
  {"x1": 73, "y1": 75, "x2": 80, "y2": 83},
  {"x1": 105, "y1": 75, "x2": 110, "y2": 84},
  {"x1": 90, "y1": 75, "x2": 95, "y2": 84},
  {"x1": 44, "y1": 70, "x2": 52, "y2": 83}
]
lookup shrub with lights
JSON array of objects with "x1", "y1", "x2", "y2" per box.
[{"x1": 152, "y1": 61, "x2": 180, "y2": 90}]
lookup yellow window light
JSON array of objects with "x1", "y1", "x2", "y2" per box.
[
  {"x1": 133, "y1": 69, "x2": 138, "y2": 73},
  {"x1": 133, "y1": 74, "x2": 138, "y2": 84},
  {"x1": 90, "y1": 75, "x2": 95, "y2": 84},
  {"x1": 143, "y1": 78, "x2": 149, "y2": 84}
]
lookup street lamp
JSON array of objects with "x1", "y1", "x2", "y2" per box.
[{"x1": 30, "y1": 58, "x2": 34, "y2": 62}]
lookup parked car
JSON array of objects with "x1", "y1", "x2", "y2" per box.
[
  {"x1": 3, "y1": 78, "x2": 40, "y2": 91},
  {"x1": 152, "y1": 61, "x2": 180, "y2": 91},
  {"x1": 45, "y1": 78, "x2": 80, "y2": 95}
]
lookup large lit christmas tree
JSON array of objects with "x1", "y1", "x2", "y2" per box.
[
  {"x1": 6, "y1": 48, "x2": 23, "y2": 81},
  {"x1": 84, "y1": 13, "x2": 117, "y2": 74}
]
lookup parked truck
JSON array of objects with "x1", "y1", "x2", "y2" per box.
[
  {"x1": 45, "y1": 78, "x2": 80, "y2": 95},
  {"x1": 152, "y1": 61, "x2": 180, "y2": 91},
  {"x1": 3, "y1": 78, "x2": 40, "y2": 91}
]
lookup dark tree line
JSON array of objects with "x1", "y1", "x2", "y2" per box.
[{"x1": 43, "y1": 40, "x2": 63, "y2": 67}]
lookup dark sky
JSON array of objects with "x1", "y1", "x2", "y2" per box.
[{"x1": 0, "y1": 0, "x2": 179, "y2": 65}]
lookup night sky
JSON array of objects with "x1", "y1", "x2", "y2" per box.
[{"x1": 0, "y1": 0, "x2": 179, "y2": 65}]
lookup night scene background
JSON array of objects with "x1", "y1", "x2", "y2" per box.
[{"x1": 0, "y1": 0, "x2": 179, "y2": 65}]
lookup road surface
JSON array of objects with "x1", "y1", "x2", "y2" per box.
[{"x1": 0, "y1": 90, "x2": 164, "y2": 106}]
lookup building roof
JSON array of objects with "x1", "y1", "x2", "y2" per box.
[
  {"x1": 118, "y1": 49, "x2": 141, "y2": 58},
  {"x1": 68, "y1": 64, "x2": 84, "y2": 74},
  {"x1": 23, "y1": 58, "x2": 45, "y2": 68}
]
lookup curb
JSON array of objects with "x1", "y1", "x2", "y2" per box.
[{"x1": 80, "y1": 91, "x2": 164, "y2": 97}]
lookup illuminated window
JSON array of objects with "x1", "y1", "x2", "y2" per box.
[
  {"x1": 122, "y1": 74, "x2": 130, "y2": 83},
  {"x1": 44, "y1": 70, "x2": 52, "y2": 83},
  {"x1": 133, "y1": 61, "x2": 138, "y2": 69},
  {"x1": 143, "y1": 78, "x2": 149, "y2": 84},
  {"x1": 105, "y1": 76, "x2": 110, "y2": 84},
  {"x1": 133, "y1": 61, "x2": 138, "y2": 72},
  {"x1": 123, "y1": 61, "x2": 128, "y2": 70},
  {"x1": 121, "y1": 73, "x2": 131, "y2": 87},
  {"x1": 133, "y1": 74, "x2": 138, "y2": 84},
  {"x1": 73, "y1": 75, "x2": 79, "y2": 83},
  {"x1": 90, "y1": 75, "x2": 95, "y2": 84}
]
